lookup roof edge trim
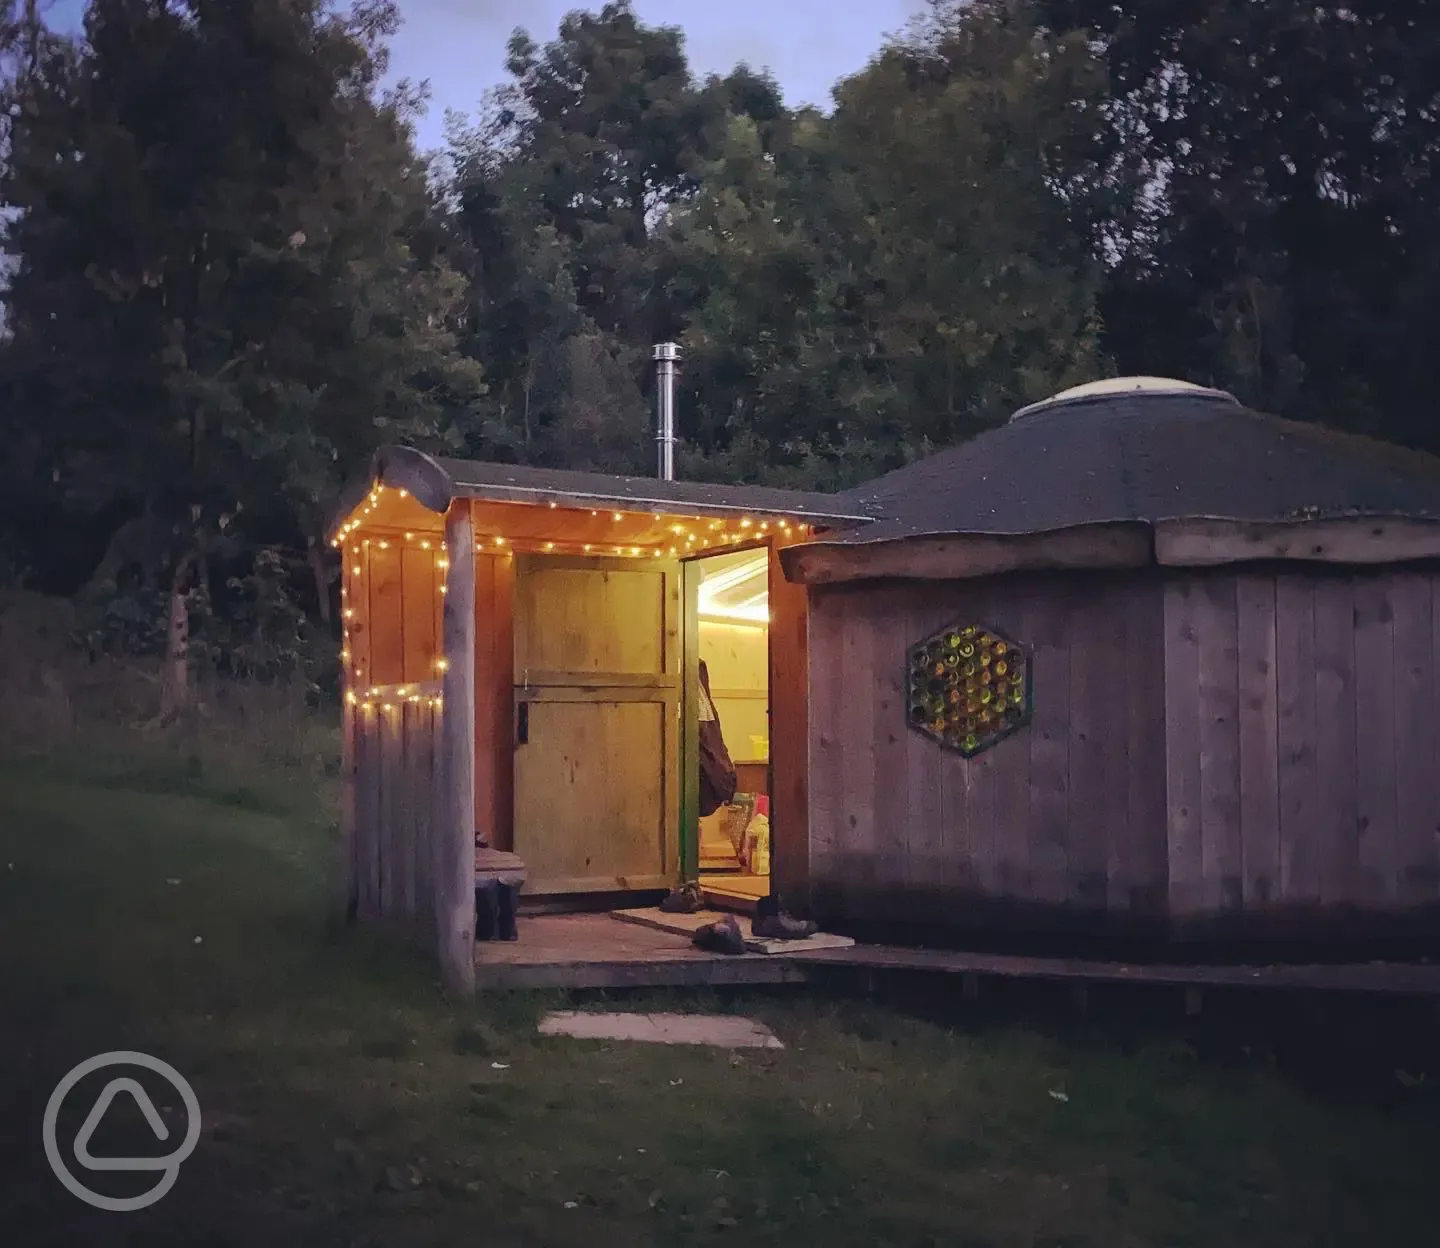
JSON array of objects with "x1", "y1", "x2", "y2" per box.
[
  {"x1": 779, "y1": 521, "x2": 1154, "y2": 585},
  {"x1": 1155, "y1": 514, "x2": 1440, "y2": 567},
  {"x1": 445, "y1": 474, "x2": 874, "y2": 523}
]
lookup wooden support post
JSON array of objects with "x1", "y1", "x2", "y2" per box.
[
  {"x1": 437, "y1": 501, "x2": 476, "y2": 997},
  {"x1": 1184, "y1": 986, "x2": 1204, "y2": 1017},
  {"x1": 338, "y1": 691, "x2": 358, "y2": 925},
  {"x1": 1069, "y1": 983, "x2": 1089, "y2": 1013},
  {"x1": 961, "y1": 972, "x2": 979, "y2": 1003}
]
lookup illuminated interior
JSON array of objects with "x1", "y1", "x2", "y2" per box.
[{"x1": 696, "y1": 547, "x2": 772, "y2": 908}]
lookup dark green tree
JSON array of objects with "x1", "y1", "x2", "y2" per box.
[
  {"x1": 668, "y1": 0, "x2": 1111, "y2": 488},
  {"x1": 1039, "y1": 0, "x2": 1440, "y2": 442},
  {"x1": 0, "y1": 0, "x2": 483, "y2": 707}
]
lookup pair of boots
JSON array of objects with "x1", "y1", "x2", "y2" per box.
[
  {"x1": 475, "y1": 880, "x2": 519, "y2": 942},
  {"x1": 691, "y1": 898, "x2": 818, "y2": 956}
]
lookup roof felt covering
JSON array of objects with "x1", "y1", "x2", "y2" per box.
[
  {"x1": 831, "y1": 389, "x2": 1440, "y2": 545},
  {"x1": 432, "y1": 457, "x2": 871, "y2": 523}
]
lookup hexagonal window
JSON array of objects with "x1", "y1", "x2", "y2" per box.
[{"x1": 906, "y1": 622, "x2": 1032, "y2": 757}]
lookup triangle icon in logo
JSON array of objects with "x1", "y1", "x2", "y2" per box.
[{"x1": 72, "y1": 1077, "x2": 173, "y2": 1172}]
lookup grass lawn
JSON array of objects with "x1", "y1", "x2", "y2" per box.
[{"x1": 2, "y1": 749, "x2": 1439, "y2": 1247}]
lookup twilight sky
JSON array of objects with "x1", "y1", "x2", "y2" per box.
[
  {"x1": 389, "y1": 0, "x2": 922, "y2": 151},
  {"x1": 47, "y1": 0, "x2": 924, "y2": 153}
]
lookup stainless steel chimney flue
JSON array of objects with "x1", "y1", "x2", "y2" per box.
[{"x1": 653, "y1": 342, "x2": 681, "y2": 481}]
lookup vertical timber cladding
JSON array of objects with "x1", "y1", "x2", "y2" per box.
[
  {"x1": 511, "y1": 553, "x2": 682, "y2": 895},
  {"x1": 1162, "y1": 566, "x2": 1440, "y2": 934},
  {"x1": 346, "y1": 527, "x2": 446, "y2": 947},
  {"x1": 806, "y1": 572, "x2": 1169, "y2": 929},
  {"x1": 768, "y1": 538, "x2": 811, "y2": 911}
]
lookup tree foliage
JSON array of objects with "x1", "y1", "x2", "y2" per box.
[{"x1": 0, "y1": 0, "x2": 1435, "y2": 668}]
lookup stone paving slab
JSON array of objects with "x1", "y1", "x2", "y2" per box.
[{"x1": 537, "y1": 1010, "x2": 785, "y2": 1049}]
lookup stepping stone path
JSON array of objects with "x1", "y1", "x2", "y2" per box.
[{"x1": 537, "y1": 1010, "x2": 784, "y2": 1049}]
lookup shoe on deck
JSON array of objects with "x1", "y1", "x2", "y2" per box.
[
  {"x1": 751, "y1": 913, "x2": 818, "y2": 941},
  {"x1": 692, "y1": 915, "x2": 747, "y2": 955}
]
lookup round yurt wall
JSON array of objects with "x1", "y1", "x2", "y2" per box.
[{"x1": 785, "y1": 379, "x2": 1440, "y2": 952}]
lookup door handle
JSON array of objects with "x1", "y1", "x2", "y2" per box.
[{"x1": 516, "y1": 701, "x2": 529, "y2": 746}]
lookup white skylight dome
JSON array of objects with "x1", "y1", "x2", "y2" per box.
[{"x1": 1010, "y1": 376, "x2": 1240, "y2": 421}]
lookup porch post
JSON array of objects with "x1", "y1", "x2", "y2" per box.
[{"x1": 438, "y1": 498, "x2": 476, "y2": 996}]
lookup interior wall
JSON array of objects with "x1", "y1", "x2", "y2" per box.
[
  {"x1": 806, "y1": 571, "x2": 1170, "y2": 930},
  {"x1": 697, "y1": 546, "x2": 772, "y2": 765},
  {"x1": 699, "y1": 621, "x2": 769, "y2": 761}
]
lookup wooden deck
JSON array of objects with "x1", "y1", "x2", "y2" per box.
[
  {"x1": 474, "y1": 913, "x2": 1440, "y2": 997},
  {"x1": 472, "y1": 914, "x2": 808, "y2": 990},
  {"x1": 790, "y1": 943, "x2": 1440, "y2": 997}
]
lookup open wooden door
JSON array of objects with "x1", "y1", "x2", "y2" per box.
[{"x1": 511, "y1": 554, "x2": 681, "y2": 894}]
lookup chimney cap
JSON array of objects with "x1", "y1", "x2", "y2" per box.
[{"x1": 652, "y1": 342, "x2": 682, "y2": 362}]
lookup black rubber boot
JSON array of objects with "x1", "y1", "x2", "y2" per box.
[
  {"x1": 474, "y1": 881, "x2": 498, "y2": 942},
  {"x1": 496, "y1": 884, "x2": 519, "y2": 941}
]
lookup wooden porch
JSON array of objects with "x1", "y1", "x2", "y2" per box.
[
  {"x1": 473, "y1": 910, "x2": 1440, "y2": 1000},
  {"x1": 472, "y1": 913, "x2": 811, "y2": 990}
]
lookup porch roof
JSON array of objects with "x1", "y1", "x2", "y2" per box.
[{"x1": 348, "y1": 446, "x2": 876, "y2": 529}]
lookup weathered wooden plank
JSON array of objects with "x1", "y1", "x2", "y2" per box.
[
  {"x1": 990, "y1": 588, "x2": 1036, "y2": 903},
  {"x1": 768, "y1": 539, "x2": 810, "y2": 910},
  {"x1": 368, "y1": 542, "x2": 406, "y2": 687},
  {"x1": 395, "y1": 701, "x2": 418, "y2": 924},
  {"x1": 870, "y1": 593, "x2": 911, "y2": 894},
  {"x1": 1352, "y1": 575, "x2": 1399, "y2": 906},
  {"x1": 1163, "y1": 578, "x2": 1204, "y2": 916},
  {"x1": 1311, "y1": 576, "x2": 1359, "y2": 905},
  {"x1": 379, "y1": 700, "x2": 404, "y2": 918},
  {"x1": 806, "y1": 591, "x2": 845, "y2": 910},
  {"x1": 962, "y1": 746, "x2": 999, "y2": 902},
  {"x1": 1274, "y1": 575, "x2": 1319, "y2": 903},
  {"x1": 1123, "y1": 579, "x2": 1169, "y2": 917},
  {"x1": 1391, "y1": 572, "x2": 1437, "y2": 906},
  {"x1": 902, "y1": 604, "x2": 947, "y2": 919},
  {"x1": 408, "y1": 700, "x2": 436, "y2": 942},
  {"x1": 836, "y1": 588, "x2": 879, "y2": 916},
  {"x1": 1235, "y1": 574, "x2": 1280, "y2": 910},
  {"x1": 1026, "y1": 589, "x2": 1070, "y2": 904},
  {"x1": 1195, "y1": 575, "x2": 1242, "y2": 912},
  {"x1": 401, "y1": 544, "x2": 438, "y2": 685},
  {"x1": 438, "y1": 502, "x2": 477, "y2": 996},
  {"x1": 354, "y1": 708, "x2": 381, "y2": 922},
  {"x1": 1066, "y1": 581, "x2": 1110, "y2": 913}
]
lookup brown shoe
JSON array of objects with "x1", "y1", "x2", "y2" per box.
[
  {"x1": 693, "y1": 915, "x2": 747, "y2": 955},
  {"x1": 752, "y1": 913, "x2": 818, "y2": 941}
]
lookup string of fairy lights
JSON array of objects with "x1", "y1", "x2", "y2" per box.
[
  {"x1": 338, "y1": 486, "x2": 449, "y2": 715},
  {"x1": 333, "y1": 481, "x2": 816, "y2": 715}
]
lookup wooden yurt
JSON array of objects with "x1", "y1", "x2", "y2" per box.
[
  {"x1": 328, "y1": 445, "x2": 869, "y2": 992},
  {"x1": 778, "y1": 378, "x2": 1440, "y2": 952}
]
